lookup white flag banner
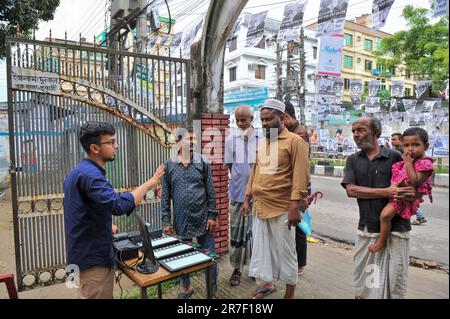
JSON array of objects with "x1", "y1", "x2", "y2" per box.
[
  {"x1": 317, "y1": 35, "x2": 344, "y2": 76},
  {"x1": 432, "y1": 0, "x2": 449, "y2": 18},
  {"x1": 368, "y1": 80, "x2": 381, "y2": 97},
  {"x1": 277, "y1": 0, "x2": 308, "y2": 43},
  {"x1": 245, "y1": 11, "x2": 268, "y2": 47},
  {"x1": 416, "y1": 80, "x2": 431, "y2": 99},
  {"x1": 316, "y1": 0, "x2": 349, "y2": 38},
  {"x1": 372, "y1": 0, "x2": 395, "y2": 30},
  {"x1": 391, "y1": 80, "x2": 404, "y2": 97}
]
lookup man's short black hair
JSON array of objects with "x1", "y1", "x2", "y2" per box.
[
  {"x1": 261, "y1": 107, "x2": 284, "y2": 118},
  {"x1": 79, "y1": 122, "x2": 116, "y2": 153},
  {"x1": 403, "y1": 127, "x2": 429, "y2": 144},
  {"x1": 391, "y1": 132, "x2": 403, "y2": 140},
  {"x1": 174, "y1": 125, "x2": 194, "y2": 142},
  {"x1": 284, "y1": 101, "x2": 296, "y2": 119}
]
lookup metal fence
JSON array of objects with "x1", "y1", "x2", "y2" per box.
[{"x1": 6, "y1": 36, "x2": 190, "y2": 290}]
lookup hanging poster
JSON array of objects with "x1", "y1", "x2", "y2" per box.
[
  {"x1": 316, "y1": 0, "x2": 349, "y2": 38},
  {"x1": 180, "y1": 20, "x2": 203, "y2": 58},
  {"x1": 277, "y1": 0, "x2": 308, "y2": 43},
  {"x1": 365, "y1": 97, "x2": 381, "y2": 113},
  {"x1": 245, "y1": 11, "x2": 268, "y2": 47},
  {"x1": 169, "y1": 32, "x2": 183, "y2": 56},
  {"x1": 317, "y1": 35, "x2": 344, "y2": 76},
  {"x1": 372, "y1": 0, "x2": 395, "y2": 30},
  {"x1": 432, "y1": 0, "x2": 449, "y2": 18},
  {"x1": 415, "y1": 80, "x2": 431, "y2": 99},
  {"x1": 227, "y1": 17, "x2": 242, "y2": 41},
  {"x1": 391, "y1": 80, "x2": 404, "y2": 97},
  {"x1": 368, "y1": 80, "x2": 381, "y2": 97}
]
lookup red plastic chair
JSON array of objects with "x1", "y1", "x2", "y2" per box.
[{"x1": 0, "y1": 274, "x2": 18, "y2": 299}]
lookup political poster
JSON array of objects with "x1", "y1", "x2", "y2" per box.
[
  {"x1": 169, "y1": 32, "x2": 183, "y2": 56},
  {"x1": 372, "y1": 0, "x2": 395, "y2": 30},
  {"x1": 415, "y1": 80, "x2": 431, "y2": 99},
  {"x1": 317, "y1": 35, "x2": 344, "y2": 76},
  {"x1": 365, "y1": 97, "x2": 381, "y2": 113},
  {"x1": 245, "y1": 11, "x2": 268, "y2": 47},
  {"x1": 180, "y1": 20, "x2": 203, "y2": 58},
  {"x1": 391, "y1": 80, "x2": 404, "y2": 97},
  {"x1": 368, "y1": 80, "x2": 381, "y2": 97},
  {"x1": 432, "y1": 0, "x2": 449, "y2": 18},
  {"x1": 277, "y1": 0, "x2": 308, "y2": 43},
  {"x1": 316, "y1": 0, "x2": 349, "y2": 38}
]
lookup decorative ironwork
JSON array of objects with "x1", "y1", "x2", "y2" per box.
[{"x1": 6, "y1": 36, "x2": 190, "y2": 290}]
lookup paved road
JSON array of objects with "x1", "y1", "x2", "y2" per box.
[{"x1": 309, "y1": 175, "x2": 449, "y2": 266}]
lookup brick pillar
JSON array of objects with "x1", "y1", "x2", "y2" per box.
[{"x1": 200, "y1": 113, "x2": 230, "y2": 255}]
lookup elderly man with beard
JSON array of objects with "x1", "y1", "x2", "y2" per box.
[
  {"x1": 341, "y1": 117, "x2": 418, "y2": 299},
  {"x1": 225, "y1": 106, "x2": 262, "y2": 286},
  {"x1": 241, "y1": 99, "x2": 309, "y2": 299}
]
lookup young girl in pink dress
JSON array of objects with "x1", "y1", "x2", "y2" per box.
[{"x1": 369, "y1": 127, "x2": 434, "y2": 253}]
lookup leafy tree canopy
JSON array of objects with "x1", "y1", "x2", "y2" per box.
[
  {"x1": 375, "y1": 5, "x2": 449, "y2": 94},
  {"x1": 0, "y1": 0, "x2": 60, "y2": 59}
]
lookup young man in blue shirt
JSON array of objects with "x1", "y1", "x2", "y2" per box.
[{"x1": 64, "y1": 121, "x2": 164, "y2": 299}]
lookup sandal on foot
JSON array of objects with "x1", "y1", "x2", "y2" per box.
[
  {"x1": 177, "y1": 288, "x2": 194, "y2": 299},
  {"x1": 229, "y1": 269, "x2": 241, "y2": 286},
  {"x1": 251, "y1": 286, "x2": 277, "y2": 299}
]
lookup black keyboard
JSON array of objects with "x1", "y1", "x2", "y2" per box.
[
  {"x1": 154, "y1": 243, "x2": 194, "y2": 260},
  {"x1": 159, "y1": 251, "x2": 213, "y2": 272}
]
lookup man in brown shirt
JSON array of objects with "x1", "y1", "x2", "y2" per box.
[{"x1": 241, "y1": 99, "x2": 310, "y2": 299}]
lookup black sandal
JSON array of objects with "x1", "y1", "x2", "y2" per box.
[{"x1": 229, "y1": 269, "x2": 241, "y2": 286}]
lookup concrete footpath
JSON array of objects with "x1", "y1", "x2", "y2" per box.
[{"x1": 9, "y1": 238, "x2": 449, "y2": 300}]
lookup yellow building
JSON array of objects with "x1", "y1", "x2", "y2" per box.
[{"x1": 308, "y1": 15, "x2": 417, "y2": 104}]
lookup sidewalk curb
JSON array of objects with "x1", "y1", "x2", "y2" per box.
[{"x1": 311, "y1": 165, "x2": 449, "y2": 188}]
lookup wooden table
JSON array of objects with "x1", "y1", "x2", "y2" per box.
[{"x1": 120, "y1": 255, "x2": 216, "y2": 299}]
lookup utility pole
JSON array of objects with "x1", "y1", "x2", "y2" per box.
[
  {"x1": 136, "y1": 0, "x2": 148, "y2": 53},
  {"x1": 285, "y1": 41, "x2": 292, "y2": 103},
  {"x1": 275, "y1": 42, "x2": 282, "y2": 100},
  {"x1": 299, "y1": 27, "x2": 306, "y2": 124}
]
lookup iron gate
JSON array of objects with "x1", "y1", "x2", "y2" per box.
[{"x1": 6, "y1": 36, "x2": 191, "y2": 291}]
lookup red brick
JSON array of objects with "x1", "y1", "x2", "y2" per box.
[
  {"x1": 220, "y1": 231, "x2": 229, "y2": 236},
  {"x1": 218, "y1": 214, "x2": 228, "y2": 220},
  {"x1": 221, "y1": 175, "x2": 229, "y2": 181},
  {"x1": 201, "y1": 119, "x2": 222, "y2": 125},
  {"x1": 212, "y1": 176, "x2": 221, "y2": 182},
  {"x1": 221, "y1": 120, "x2": 230, "y2": 125},
  {"x1": 219, "y1": 219, "x2": 228, "y2": 226},
  {"x1": 216, "y1": 225, "x2": 228, "y2": 231},
  {"x1": 220, "y1": 241, "x2": 228, "y2": 247},
  {"x1": 201, "y1": 114, "x2": 213, "y2": 119},
  {"x1": 220, "y1": 187, "x2": 228, "y2": 193},
  {"x1": 211, "y1": 114, "x2": 230, "y2": 119},
  {"x1": 215, "y1": 247, "x2": 227, "y2": 254},
  {"x1": 214, "y1": 181, "x2": 228, "y2": 187},
  {"x1": 215, "y1": 243, "x2": 220, "y2": 249},
  {"x1": 220, "y1": 198, "x2": 228, "y2": 204},
  {"x1": 216, "y1": 203, "x2": 228, "y2": 209}
]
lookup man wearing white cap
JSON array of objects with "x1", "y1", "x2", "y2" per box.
[{"x1": 240, "y1": 99, "x2": 310, "y2": 299}]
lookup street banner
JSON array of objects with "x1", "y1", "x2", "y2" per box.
[
  {"x1": 146, "y1": 36, "x2": 158, "y2": 54},
  {"x1": 430, "y1": 135, "x2": 449, "y2": 157},
  {"x1": 245, "y1": 11, "x2": 268, "y2": 47},
  {"x1": 391, "y1": 80, "x2": 404, "y2": 97},
  {"x1": 318, "y1": 78, "x2": 334, "y2": 93},
  {"x1": 317, "y1": 35, "x2": 344, "y2": 76},
  {"x1": 432, "y1": 0, "x2": 449, "y2": 18},
  {"x1": 277, "y1": 0, "x2": 308, "y2": 43},
  {"x1": 365, "y1": 96, "x2": 381, "y2": 113},
  {"x1": 11, "y1": 66, "x2": 60, "y2": 95},
  {"x1": 169, "y1": 32, "x2": 183, "y2": 56},
  {"x1": 316, "y1": 93, "x2": 334, "y2": 121},
  {"x1": 416, "y1": 80, "x2": 431, "y2": 99},
  {"x1": 350, "y1": 79, "x2": 363, "y2": 97},
  {"x1": 316, "y1": 0, "x2": 349, "y2": 38},
  {"x1": 368, "y1": 80, "x2": 381, "y2": 97},
  {"x1": 180, "y1": 20, "x2": 203, "y2": 58},
  {"x1": 372, "y1": 0, "x2": 395, "y2": 30}
]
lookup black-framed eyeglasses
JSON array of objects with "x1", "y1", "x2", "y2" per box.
[{"x1": 98, "y1": 140, "x2": 118, "y2": 146}]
